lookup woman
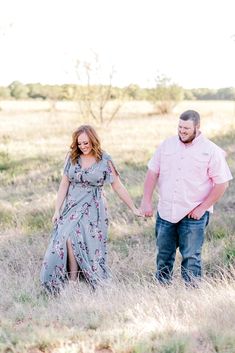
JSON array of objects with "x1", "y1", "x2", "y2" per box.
[{"x1": 40, "y1": 125, "x2": 141, "y2": 293}]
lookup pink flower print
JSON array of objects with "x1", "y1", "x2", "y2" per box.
[
  {"x1": 79, "y1": 241, "x2": 85, "y2": 251},
  {"x1": 82, "y1": 202, "x2": 90, "y2": 216},
  {"x1": 76, "y1": 170, "x2": 82, "y2": 177},
  {"x1": 85, "y1": 243, "x2": 89, "y2": 255},
  {"x1": 92, "y1": 265, "x2": 97, "y2": 272},
  {"x1": 59, "y1": 249, "x2": 64, "y2": 260},
  {"x1": 55, "y1": 242, "x2": 64, "y2": 260},
  {"x1": 54, "y1": 264, "x2": 65, "y2": 277},
  {"x1": 98, "y1": 231, "x2": 103, "y2": 241},
  {"x1": 70, "y1": 212, "x2": 79, "y2": 220},
  {"x1": 77, "y1": 256, "x2": 83, "y2": 263},
  {"x1": 97, "y1": 177, "x2": 104, "y2": 185},
  {"x1": 93, "y1": 197, "x2": 99, "y2": 209},
  {"x1": 83, "y1": 269, "x2": 91, "y2": 279},
  {"x1": 82, "y1": 180, "x2": 90, "y2": 188},
  {"x1": 88, "y1": 222, "x2": 96, "y2": 238},
  {"x1": 51, "y1": 279, "x2": 59, "y2": 286}
]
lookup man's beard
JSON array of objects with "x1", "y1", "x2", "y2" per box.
[{"x1": 178, "y1": 127, "x2": 197, "y2": 144}]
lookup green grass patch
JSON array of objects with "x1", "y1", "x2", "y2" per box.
[
  {"x1": 0, "y1": 206, "x2": 15, "y2": 229},
  {"x1": 225, "y1": 246, "x2": 235, "y2": 264},
  {"x1": 23, "y1": 210, "x2": 52, "y2": 234},
  {"x1": 210, "y1": 333, "x2": 235, "y2": 353},
  {"x1": 0, "y1": 151, "x2": 10, "y2": 171},
  {"x1": 159, "y1": 339, "x2": 187, "y2": 353}
]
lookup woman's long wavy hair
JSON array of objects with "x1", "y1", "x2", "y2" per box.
[{"x1": 70, "y1": 125, "x2": 102, "y2": 164}]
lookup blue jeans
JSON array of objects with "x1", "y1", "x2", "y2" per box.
[{"x1": 155, "y1": 212, "x2": 210, "y2": 284}]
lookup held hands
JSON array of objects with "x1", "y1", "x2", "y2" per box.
[
  {"x1": 52, "y1": 210, "x2": 60, "y2": 224},
  {"x1": 132, "y1": 206, "x2": 144, "y2": 217},
  {"x1": 139, "y1": 200, "x2": 153, "y2": 218}
]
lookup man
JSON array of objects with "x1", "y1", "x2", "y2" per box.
[{"x1": 141, "y1": 110, "x2": 233, "y2": 284}]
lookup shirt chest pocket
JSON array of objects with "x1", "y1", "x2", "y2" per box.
[{"x1": 186, "y1": 154, "x2": 210, "y2": 178}]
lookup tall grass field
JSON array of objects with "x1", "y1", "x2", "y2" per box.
[{"x1": 0, "y1": 100, "x2": 235, "y2": 353}]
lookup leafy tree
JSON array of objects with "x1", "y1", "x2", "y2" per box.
[
  {"x1": 151, "y1": 74, "x2": 184, "y2": 114},
  {"x1": 217, "y1": 87, "x2": 235, "y2": 100},
  {"x1": 27, "y1": 83, "x2": 47, "y2": 99},
  {"x1": 183, "y1": 89, "x2": 196, "y2": 100},
  {"x1": 191, "y1": 88, "x2": 217, "y2": 100},
  {"x1": 0, "y1": 87, "x2": 11, "y2": 99},
  {"x1": 9, "y1": 81, "x2": 29, "y2": 99}
]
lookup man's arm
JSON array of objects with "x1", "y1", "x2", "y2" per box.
[
  {"x1": 188, "y1": 181, "x2": 229, "y2": 220},
  {"x1": 140, "y1": 169, "x2": 158, "y2": 217}
]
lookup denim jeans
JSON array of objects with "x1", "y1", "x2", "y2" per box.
[{"x1": 155, "y1": 212, "x2": 210, "y2": 284}]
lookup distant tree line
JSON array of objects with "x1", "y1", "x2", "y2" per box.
[{"x1": 0, "y1": 81, "x2": 235, "y2": 101}]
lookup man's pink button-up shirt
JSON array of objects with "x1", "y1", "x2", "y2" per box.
[{"x1": 148, "y1": 133, "x2": 233, "y2": 223}]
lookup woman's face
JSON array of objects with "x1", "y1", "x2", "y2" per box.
[{"x1": 77, "y1": 132, "x2": 93, "y2": 156}]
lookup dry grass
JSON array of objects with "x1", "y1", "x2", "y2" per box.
[{"x1": 0, "y1": 100, "x2": 235, "y2": 353}]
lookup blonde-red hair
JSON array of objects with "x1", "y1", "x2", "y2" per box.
[{"x1": 70, "y1": 125, "x2": 102, "y2": 164}]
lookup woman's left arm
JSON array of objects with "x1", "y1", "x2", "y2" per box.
[{"x1": 108, "y1": 161, "x2": 142, "y2": 216}]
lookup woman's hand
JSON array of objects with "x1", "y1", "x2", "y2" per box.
[
  {"x1": 52, "y1": 210, "x2": 60, "y2": 224},
  {"x1": 132, "y1": 207, "x2": 144, "y2": 217}
]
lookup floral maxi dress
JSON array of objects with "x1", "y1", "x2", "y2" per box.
[{"x1": 40, "y1": 152, "x2": 117, "y2": 292}]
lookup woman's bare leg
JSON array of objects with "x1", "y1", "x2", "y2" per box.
[{"x1": 67, "y1": 239, "x2": 78, "y2": 281}]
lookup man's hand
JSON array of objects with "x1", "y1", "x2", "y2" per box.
[
  {"x1": 140, "y1": 169, "x2": 158, "y2": 218},
  {"x1": 140, "y1": 201, "x2": 153, "y2": 217},
  {"x1": 188, "y1": 205, "x2": 206, "y2": 220},
  {"x1": 188, "y1": 182, "x2": 229, "y2": 220},
  {"x1": 132, "y1": 206, "x2": 145, "y2": 217}
]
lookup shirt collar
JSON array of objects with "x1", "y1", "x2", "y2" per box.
[
  {"x1": 192, "y1": 131, "x2": 203, "y2": 145},
  {"x1": 178, "y1": 131, "x2": 204, "y2": 147}
]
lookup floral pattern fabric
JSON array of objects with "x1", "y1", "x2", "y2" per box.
[{"x1": 40, "y1": 152, "x2": 117, "y2": 292}]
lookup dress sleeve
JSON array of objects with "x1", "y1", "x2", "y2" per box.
[
  {"x1": 103, "y1": 153, "x2": 119, "y2": 184},
  {"x1": 63, "y1": 153, "x2": 71, "y2": 176}
]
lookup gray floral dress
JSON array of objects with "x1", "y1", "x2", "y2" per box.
[{"x1": 40, "y1": 152, "x2": 117, "y2": 293}]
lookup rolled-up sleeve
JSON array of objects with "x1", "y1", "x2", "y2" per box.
[{"x1": 208, "y1": 147, "x2": 233, "y2": 184}]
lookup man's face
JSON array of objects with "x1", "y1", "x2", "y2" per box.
[{"x1": 178, "y1": 119, "x2": 199, "y2": 144}]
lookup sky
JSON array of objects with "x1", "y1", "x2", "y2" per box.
[{"x1": 0, "y1": 0, "x2": 235, "y2": 89}]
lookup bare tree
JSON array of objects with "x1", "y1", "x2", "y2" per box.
[{"x1": 75, "y1": 53, "x2": 128, "y2": 125}]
